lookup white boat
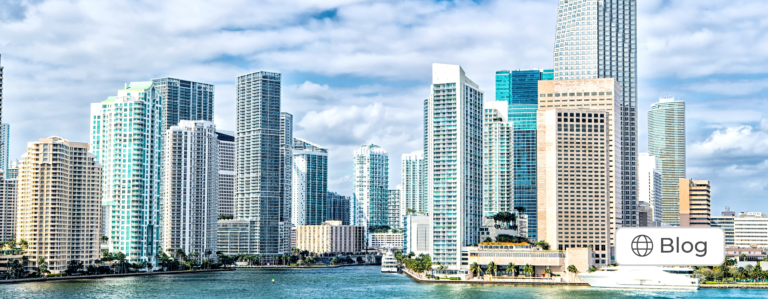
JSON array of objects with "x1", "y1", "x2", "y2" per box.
[
  {"x1": 577, "y1": 266, "x2": 699, "y2": 290},
  {"x1": 381, "y1": 251, "x2": 398, "y2": 273}
]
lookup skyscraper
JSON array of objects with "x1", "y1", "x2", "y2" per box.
[
  {"x1": 388, "y1": 185, "x2": 402, "y2": 229},
  {"x1": 162, "y1": 120, "x2": 219, "y2": 257},
  {"x1": 0, "y1": 54, "x2": 4, "y2": 125},
  {"x1": 678, "y1": 178, "x2": 710, "y2": 227},
  {"x1": 554, "y1": 0, "x2": 638, "y2": 230},
  {"x1": 279, "y1": 112, "x2": 293, "y2": 254},
  {"x1": 352, "y1": 144, "x2": 389, "y2": 230},
  {"x1": 90, "y1": 82, "x2": 163, "y2": 263},
  {"x1": 0, "y1": 123, "x2": 8, "y2": 172},
  {"x1": 648, "y1": 97, "x2": 685, "y2": 226},
  {"x1": 235, "y1": 71, "x2": 290, "y2": 256},
  {"x1": 494, "y1": 69, "x2": 553, "y2": 239},
  {"x1": 216, "y1": 130, "x2": 235, "y2": 217},
  {"x1": 327, "y1": 191, "x2": 351, "y2": 225},
  {"x1": 151, "y1": 78, "x2": 214, "y2": 129},
  {"x1": 17, "y1": 137, "x2": 102, "y2": 273},
  {"x1": 401, "y1": 150, "x2": 426, "y2": 214},
  {"x1": 638, "y1": 153, "x2": 661, "y2": 227},
  {"x1": 425, "y1": 63, "x2": 483, "y2": 270},
  {"x1": 292, "y1": 137, "x2": 328, "y2": 226},
  {"x1": 0, "y1": 168, "x2": 17, "y2": 241},
  {"x1": 482, "y1": 100, "x2": 514, "y2": 217}
]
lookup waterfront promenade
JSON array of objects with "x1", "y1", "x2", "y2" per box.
[
  {"x1": 401, "y1": 268, "x2": 588, "y2": 286},
  {"x1": 0, "y1": 268, "x2": 234, "y2": 284}
]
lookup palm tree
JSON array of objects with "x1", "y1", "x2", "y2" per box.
[
  {"x1": 469, "y1": 262, "x2": 482, "y2": 278},
  {"x1": 205, "y1": 249, "x2": 212, "y2": 261},
  {"x1": 588, "y1": 266, "x2": 597, "y2": 273},
  {"x1": 567, "y1": 264, "x2": 578, "y2": 281},
  {"x1": 487, "y1": 261, "x2": 498, "y2": 277},
  {"x1": 544, "y1": 267, "x2": 552, "y2": 277},
  {"x1": 507, "y1": 262, "x2": 516, "y2": 276},
  {"x1": 523, "y1": 263, "x2": 534, "y2": 277},
  {"x1": 34, "y1": 257, "x2": 50, "y2": 277},
  {"x1": 740, "y1": 253, "x2": 747, "y2": 261},
  {"x1": 192, "y1": 252, "x2": 200, "y2": 264},
  {"x1": 18, "y1": 239, "x2": 29, "y2": 253}
]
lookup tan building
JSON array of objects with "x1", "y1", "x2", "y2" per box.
[
  {"x1": 296, "y1": 220, "x2": 365, "y2": 254},
  {"x1": 462, "y1": 243, "x2": 594, "y2": 282},
  {"x1": 678, "y1": 179, "x2": 710, "y2": 227},
  {"x1": 16, "y1": 137, "x2": 102, "y2": 273}
]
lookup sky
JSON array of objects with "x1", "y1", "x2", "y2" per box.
[{"x1": 1, "y1": 0, "x2": 768, "y2": 214}]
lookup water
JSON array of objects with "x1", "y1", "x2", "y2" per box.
[{"x1": 0, "y1": 266, "x2": 765, "y2": 298}]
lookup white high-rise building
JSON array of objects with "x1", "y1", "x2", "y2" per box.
[
  {"x1": 90, "y1": 82, "x2": 163, "y2": 264},
  {"x1": 292, "y1": 137, "x2": 328, "y2": 226},
  {"x1": 162, "y1": 120, "x2": 219, "y2": 257},
  {"x1": 388, "y1": 185, "x2": 402, "y2": 229},
  {"x1": 0, "y1": 168, "x2": 18, "y2": 241},
  {"x1": 352, "y1": 144, "x2": 389, "y2": 230},
  {"x1": 482, "y1": 100, "x2": 514, "y2": 217},
  {"x1": 216, "y1": 130, "x2": 235, "y2": 217},
  {"x1": 648, "y1": 97, "x2": 685, "y2": 226},
  {"x1": 401, "y1": 151, "x2": 426, "y2": 215},
  {"x1": 0, "y1": 123, "x2": 8, "y2": 173},
  {"x1": 638, "y1": 153, "x2": 661, "y2": 227},
  {"x1": 425, "y1": 63, "x2": 483, "y2": 270}
]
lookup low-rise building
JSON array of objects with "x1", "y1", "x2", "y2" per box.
[
  {"x1": 711, "y1": 208, "x2": 735, "y2": 247},
  {"x1": 296, "y1": 220, "x2": 365, "y2": 254},
  {"x1": 734, "y1": 212, "x2": 768, "y2": 248},
  {"x1": 368, "y1": 233, "x2": 404, "y2": 250},
  {"x1": 678, "y1": 179, "x2": 711, "y2": 227},
  {"x1": 459, "y1": 243, "x2": 594, "y2": 282},
  {"x1": 405, "y1": 214, "x2": 431, "y2": 255}
]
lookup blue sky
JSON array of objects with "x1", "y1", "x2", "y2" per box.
[{"x1": 1, "y1": 0, "x2": 767, "y2": 214}]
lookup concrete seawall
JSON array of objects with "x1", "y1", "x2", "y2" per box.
[{"x1": 0, "y1": 268, "x2": 235, "y2": 285}]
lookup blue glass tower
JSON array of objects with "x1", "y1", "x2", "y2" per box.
[{"x1": 495, "y1": 69, "x2": 553, "y2": 240}]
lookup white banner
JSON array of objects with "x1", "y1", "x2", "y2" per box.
[{"x1": 616, "y1": 227, "x2": 725, "y2": 266}]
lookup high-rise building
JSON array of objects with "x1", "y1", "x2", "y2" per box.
[
  {"x1": 537, "y1": 107, "x2": 611, "y2": 266},
  {"x1": 295, "y1": 220, "x2": 365, "y2": 254},
  {"x1": 537, "y1": 78, "x2": 627, "y2": 263},
  {"x1": 90, "y1": 82, "x2": 163, "y2": 263},
  {"x1": 425, "y1": 63, "x2": 483, "y2": 270},
  {"x1": 216, "y1": 130, "x2": 235, "y2": 217},
  {"x1": 326, "y1": 191, "x2": 350, "y2": 225},
  {"x1": 16, "y1": 137, "x2": 102, "y2": 273},
  {"x1": 648, "y1": 97, "x2": 685, "y2": 226},
  {"x1": 482, "y1": 101, "x2": 514, "y2": 217},
  {"x1": 151, "y1": 78, "x2": 214, "y2": 129},
  {"x1": 279, "y1": 112, "x2": 293, "y2": 254},
  {"x1": 554, "y1": 0, "x2": 638, "y2": 235},
  {"x1": 734, "y1": 212, "x2": 768, "y2": 248},
  {"x1": 6, "y1": 159, "x2": 18, "y2": 179},
  {"x1": 235, "y1": 71, "x2": 290, "y2": 256},
  {"x1": 0, "y1": 123, "x2": 8, "y2": 172},
  {"x1": 351, "y1": 144, "x2": 389, "y2": 230},
  {"x1": 0, "y1": 170, "x2": 18, "y2": 241},
  {"x1": 162, "y1": 120, "x2": 219, "y2": 256},
  {"x1": 711, "y1": 208, "x2": 735, "y2": 247},
  {"x1": 678, "y1": 178, "x2": 710, "y2": 227},
  {"x1": 495, "y1": 69, "x2": 553, "y2": 239},
  {"x1": 401, "y1": 151, "x2": 427, "y2": 214},
  {"x1": 0, "y1": 54, "x2": 3, "y2": 125},
  {"x1": 292, "y1": 137, "x2": 328, "y2": 226},
  {"x1": 388, "y1": 185, "x2": 402, "y2": 229},
  {"x1": 638, "y1": 153, "x2": 661, "y2": 227}
]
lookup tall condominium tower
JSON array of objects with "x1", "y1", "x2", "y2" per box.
[
  {"x1": 495, "y1": 69, "x2": 553, "y2": 239},
  {"x1": 401, "y1": 150, "x2": 426, "y2": 214},
  {"x1": 162, "y1": 121, "x2": 219, "y2": 256},
  {"x1": 0, "y1": 54, "x2": 3, "y2": 124},
  {"x1": 0, "y1": 123, "x2": 8, "y2": 172},
  {"x1": 0, "y1": 170, "x2": 17, "y2": 241},
  {"x1": 554, "y1": 0, "x2": 638, "y2": 228},
  {"x1": 17, "y1": 137, "x2": 102, "y2": 273},
  {"x1": 425, "y1": 63, "x2": 483, "y2": 269},
  {"x1": 292, "y1": 137, "x2": 328, "y2": 226},
  {"x1": 482, "y1": 101, "x2": 514, "y2": 217},
  {"x1": 388, "y1": 185, "x2": 402, "y2": 229},
  {"x1": 90, "y1": 82, "x2": 163, "y2": 263},
  {"x1": 151, "y1": 78, "x2": 214, "y2": 129},
  {"x1": 537, "y1": 78, "x2": 631, "y2": 252},
  {"x1": 216, "y1": 130, "x2": 235, "y2": 217},
  {"x1": 638, "y1": 153, "x2": 662, "y2": 227},
  {"x1": 537, "y1": 109, "x2": 611, "y2": 266},
  {"x1": 352, "y1": 144, "x2": 389, "y2": 230},
  {"x1": 327, "y1": 191, "x2": 350, "y2": 225},
  {"x1": 648, "y1": 97, "x2": 685, "y2": 226},
  {"x1": 279, "y1": 112, "x2": 293, "y2": 254},
  {"x1": 235, "y1": 71, "x2": 290, "y2": 255}
]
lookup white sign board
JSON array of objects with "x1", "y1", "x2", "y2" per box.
[{"x1": 616, "y1": 227, "x2": 725, "y2": 266}]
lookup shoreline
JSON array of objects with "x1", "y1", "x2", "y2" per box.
[
  {"x1": 402, "y1": 268, "x2": 589, "y2": 286},
  {"x1": 700, "y1": 284, "x2": 768, "y2": 289},
  {"x1": 0, "y1": 268, "x2": 235, "y2": 285},
  {"x1": 235, "y1": 264, "x2": 377, "y2": 269}
]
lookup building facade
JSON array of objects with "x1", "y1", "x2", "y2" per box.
[
  {"x1": 711, "y1": 209, "x2": 735, "y2": 247},
  {"x1": 638, "y1": 153, "x2": 662, "y2": 226},
  {"x1": 0, "y1": 54, "x2": 3, "y2": 128},
  {"x1": 151, "y1": 78, "x2": 214, "y2": 129},
  {"x1": 425, "y1": 63, "x2": 483, "y2": 270},
  {"x1": 327, "y1": 192, "x2": 350, "y2": 225},
  {"x1": 351, "y1": 144, "x2": 389, "y2": 230},
  {"x1": 90, "y1": 82, "x2": 163, "y2": 263},
  {"x1": 401, "y1": 150, "x2": 427, "y2": 214},
  {"x1": 0, "y1": 123, "x2": 8, "y2": 173},
  {"x1": 216, "y1": 130, "x2": 235, "y2": 217},
  {"x1": 405, "y1": 214, "x2": 431, "y2": 256},
  {"x1": 678, "y1": 179, "x2": 711, "y2": 227},
  {"x1": 16, "y1": 137, "x2": 102, "y2": 273},
  {"x1": 162, "y1": 120, "x2": 219, "y2": 257},
  {"x1": 279, "y1": 112, "x2": 293, "y2": 254},
  {"x1": 648, "y1": 97, "x2": 685, "y2": 226},
  {"x1": 292, "y1": 137, "x2": 328, "y2": 226},
  {"x1": 482, "y1": 100, "x2": 514, "y2": 217},
  {"x1": 734, "y1": 212, "x2": 768, "y2": 248},
  {"x1": 368, "y1": 233, "x2": 404, "y2": 250},
  {"x1": 295, "y1": 221, "x2": 365, "y2": 254},
  {"x1": 388, "y1": 186, "x2": 402, "y2": 229},
  {"x1": 0, "y1": 172, "x2": 17, "y2": 241},
  {"x1": 216, "y1": 220, "x2": 252, "y2": 256}
]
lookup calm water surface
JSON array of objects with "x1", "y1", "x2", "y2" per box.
[{"x1": 0, "y1": 266, "x2": 766, "y2": 298}]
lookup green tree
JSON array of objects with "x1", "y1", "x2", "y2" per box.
[
  {"x1": 523, "y1": 264, "x2": 534, "y2": 277},
  {"x1": 506, "y1": 262, "x2": 516, "y2": 276},
  {"x1": 544, "y1": 267, "x2": 552, "y2": 277},
  {"x1": 33, "y1": 257, "x2": 50, "y2": 277},
  {"x1": 740, "y1": 253, "x2": 747, "y2": 261},
  {"x1": 567, "y1": 264, "x2": 578, "y2": 281},
  {"x1": 487, "y1": 261, "x2": 498, "y2": 277},
  {"x1": 470, "y1": 262, "x2": 482, "y2": 278},
  {"x1": 534, "y1": 240, "x2": 550, "y2": 250},
  {"x1": 588, "y1": 266, "x2": 598, "y2": 273},
  {"x1": 66, "y1": 260, "x2": 84, "y2": 275},
  {"x1": 6, "y1": 259, "x2": 24, "y2": 279}
]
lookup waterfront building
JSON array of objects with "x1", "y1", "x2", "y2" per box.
[
  {"x1": 537, "y1": 106, "x2": 612, "y2": 266},
  {"x1": 388, "y1": 186, "x2": 402, "y2": 229},
  {"x1": 425, "y1": 63, "x2": 483, "y2": 270},
  {"x1": 404, "y1": 214, "x2": 431, "y2": 256},
  {"x1": 216, "y1": 220, "x2": 252, "y2": 256},
  {"x1": 401, "y1": 151, "x2": 426, "y2": 214},
  {"x1": 162, "y1": 120, "x2": 219, "y2": 257},
  {"x1": 16, "y1": 137, "x2": 102, "y2": 273},
  {"x1": 151, "y1": 78, "x2": 214, "y2": 129},
  {"x1": 0, "y1": 54, "x2": 3, "y2": 125},
  {"x1": 0, "y1": 123, "x2": 8, "y2": 172},
  {"x1": 0, "y1": 172, "x2": 17, "y2": 240},
  {"x1": 460, "y1": 243, "x2": 594, "y2": 282},
  {"x1": 638, "y1": 153, "x2": 662, "y2": 226},
  {"x1": 216, "y1": 130, "x2": 235, "y2": 217},
  {"x1": 279, "y1": 112, "x2": 293, "y2": 254},
  {"x1": 726, "y1": 247, "x2": 767, "y2": 261},
  {"x1": 292, "y1": 137, "x2": 328, "y2": 226},
  {"x1": 495, "y1": 69, "x2": 553, "y2": 239},
  {"x1": 235, "y1": 71, "x2": 291, "y2": 256},
  {"x1": 327, "y1": 191, "x2": 351, "y2": 225},
  {"x1": 482, "y1": 101, "x2": 514, "y2": 217},
  {"x1": 368, "y1": 232, "x2": 404, "y2": 250},
  {"x1": 351, "y1": 144, "x2": 389, "y2": 230},
  {"x1": 90, "y1": 82, "x2": 163, "y2": 263},
  {"x1": 295, "y1": 220, "x2": 365, "y2": 254},
  {"x1": 648, "y1": 97, "x2": 686, "y2": 226},
  {"x1": 711, "y1": 208, "x2": 735, "y2": 247},
  {"x1": 479, "y1": 218, "x2": 520, "y2": 242},
  {"x1": 734, "y1": 212, "x2": 768, "y2": 248},
  {"x1": 678, "y1": 179, "x2": 710, "y2": 227}
]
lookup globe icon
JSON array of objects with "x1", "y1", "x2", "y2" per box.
[{"x1": 631, "y1": 235, "x2": 653, "y2": 257}]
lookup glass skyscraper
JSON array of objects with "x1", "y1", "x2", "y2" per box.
[
  {"x1": 151, "y1": 78, "x2": 214, "y2": 129},
  {"x1": 648, "y1": 97, "x2": 685, "y2": 226},
  {"x1": 292, "y1": 137, "x2": 328, "y2": 226},
  {"x1": 494, "y1": 69, "x2": 553, "y2": 240}
]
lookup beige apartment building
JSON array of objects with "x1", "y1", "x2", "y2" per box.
[
  {"x1": 16, "y1": 137, "x2": 102, "y2": 273},
  {"x1": 679, "y1": 179, "x2": 711, "y2": 227},
  {"x1": 296, "y1": 220, "x2": 365, "y2": 254},
  {"x1": 537, "y1": 78, "x2": 625, "y2": 266}
]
